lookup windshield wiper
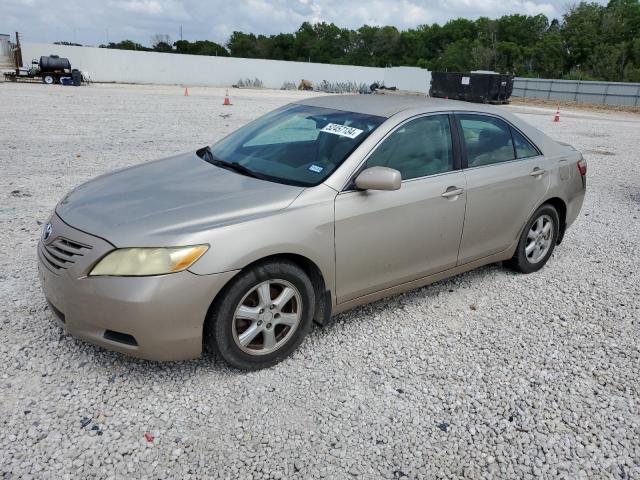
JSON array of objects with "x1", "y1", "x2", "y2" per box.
[{"x1": 198, "y1": 146, "x2": 262, "y2": 180}]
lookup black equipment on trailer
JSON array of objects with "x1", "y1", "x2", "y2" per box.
[
  {"x1": 39, "y1": 55, "x2": 71, "y2": 72},
  {"x1": 38, "y1": 55, "x2": 72, "y2": 84},
  {"x1": 430, "y1": 72, "x2": 513, "y2": 104},
  {"x1": 71, "y1": 69, "x2": 82, "y2": 86}
]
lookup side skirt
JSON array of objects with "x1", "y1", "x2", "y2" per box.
[{"x1": 332, "y1": 246, "x2": 515, "y2": 316}]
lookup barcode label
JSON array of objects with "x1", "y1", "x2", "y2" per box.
[{"x1": 320, "y1": 123, "x2": 363, "y2": 139}]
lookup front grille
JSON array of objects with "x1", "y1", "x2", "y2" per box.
[{"x1": 40, "y1": 236, "x2": 92, "y2": 272}]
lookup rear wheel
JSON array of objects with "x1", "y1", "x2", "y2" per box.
[
  {"x1": 42, "y1": 74, "x2": 55, "y2": 85},
  {"x1": 205, "y1": 260, "x2": 315, "y2": 370},
  {"x1": 506, "y1": 204, "x2": 559, "y2": 274}
]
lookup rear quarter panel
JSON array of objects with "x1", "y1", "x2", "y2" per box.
[
  {"x1": 544, "y1": 145, "x2": 586, "y2": 228},
  {"x1": 501, "y1": 112, "x2": 586, "y2": 230}
]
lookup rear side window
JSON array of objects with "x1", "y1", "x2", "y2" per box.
[
  {"x1": 366, "y1": 114, "x2": 453, "y2": 181},
  {"x1": 512, "y1": 128, "x2": 539, "y2": 158},
  {"x1": 459, "y1": 115, "x2": 515, "y2": 167}
]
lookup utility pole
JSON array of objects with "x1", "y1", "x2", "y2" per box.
[
  {"x1": 492, "y1": 31, "x2": 497, "y2": 72},
  {"x1": 15, "y1": 31, "x2": 23, "y2": 70},
  {"x1": 180, "y1": 25, "x2": 183, "y2": 41}
]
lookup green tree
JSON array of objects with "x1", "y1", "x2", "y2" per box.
[
  {"x1": 495, "y1": 41, "x2": 522, "y2": 73},
  {"x1": 227, "y1": 32, "x2": 259, "y2": 58},
  {"x1": 269, "y1": 33, "x2": 296, "y2": 61},
  {"x1": 532, "y1": 31, "x2": 565, "y2": 78},
  {"x1": 429, "y1": 39, "x2": 474, "y2": 71},
  {"x1": 497, "y1": 14, "x2": 548, "y2": 46},
  {"x1": 94, "y1": 0, "x2": 640, "y2": 82},
  {"x1": 151, "y1": 34, "x2": 172, "y2": 52},
  {"x1": 562, "y1": 3, "x2": 604, "y2": 72},
  {"x1": 100, "y1": 40, "x2": 149, "y2": 51},
  {"x1": 174, "y1": 40, "x2": 229, "y2": 56}
]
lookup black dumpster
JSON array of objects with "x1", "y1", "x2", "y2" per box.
[
  {"x1": 429, "y1": 72, "x2": 513, "y2": 104},
  {"x1": 71, "y1": 69, "x2": 82, "y2": 86}
]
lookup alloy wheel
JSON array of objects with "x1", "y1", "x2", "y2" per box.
[
  {"x1": 231, "y1": 279, "x2": 302, "y2": 356},
  {"x1": 525, "y1": 214, "x2": 553, "y2": 264}
]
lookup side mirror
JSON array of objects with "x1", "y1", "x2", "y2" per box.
[{"x1": 355, "y1": 167, "x2": 401, "y2": 191}]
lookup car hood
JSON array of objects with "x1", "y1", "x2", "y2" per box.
[{"x1": 56, "y1": 151, "x2": 304, "y2": 246}]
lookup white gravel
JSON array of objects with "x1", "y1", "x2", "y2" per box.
[{"x1": 1, "y1": 83, "x2": 639, "y2": 479}]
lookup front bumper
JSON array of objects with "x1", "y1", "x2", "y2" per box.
[{"x1": 38, "y1": 214, "x2": 238, "y2": 361}]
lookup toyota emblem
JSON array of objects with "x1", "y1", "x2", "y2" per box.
[{"x1": 43, "y1": 222, "x2": 53, "y2": 242}]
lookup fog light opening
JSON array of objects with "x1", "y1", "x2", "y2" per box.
[{"x1": 103, "y1": 330, "x2": 138, "y2": 347}]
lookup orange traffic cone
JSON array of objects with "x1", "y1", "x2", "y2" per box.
[
  {"x1": 223, "y1": 89, "x2": 232, "y2": 106},
  {"x1": 553, "y1": 106, "x2": 560, "y2": 122},
  {"x1": 184, "y1": 87, "x2": 189, "y2": 96}
]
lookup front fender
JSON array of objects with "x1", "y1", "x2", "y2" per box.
[{"x1": 188, "y1": 185, "x2": 337, "y2": 295}]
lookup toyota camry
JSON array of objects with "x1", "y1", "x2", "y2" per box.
[{"x1": 38, "y1": 95, "x2": 586, "y2": 369}]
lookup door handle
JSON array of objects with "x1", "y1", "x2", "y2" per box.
[
  {"x1": 441, "y1": 187, "x2": 464, "y2": 198},
  {"x1": 530, "y1": 168, "x2": 545, "y2": 177}
]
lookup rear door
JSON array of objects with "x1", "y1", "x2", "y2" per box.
[{"x1": 455, "y1": 113, "x2": 552, "y2": 264}]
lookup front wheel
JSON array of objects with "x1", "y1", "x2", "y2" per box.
[
  {"x1": 506, "y1": 204, "x2": 559, "y2": 274},
  {"x1": 205, "y1": 260, "x2": 315, "y2": 370},
  {"x1": 42, "y1": 74, "x2": 55, "y2": 85}
]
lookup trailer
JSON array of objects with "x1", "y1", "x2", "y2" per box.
[
  {"x1": 2, "y1": 33, "x2": 83, "y2": 85},
  {"x1": 4, "y1": 55, "x2": 82, "y2": 85}
]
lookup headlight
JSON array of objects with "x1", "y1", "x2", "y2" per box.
[{"x1": 89, "y1": 245, "x2": 208, "y2": 276}]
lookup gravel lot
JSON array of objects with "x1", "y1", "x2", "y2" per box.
[{"x1": 1, "y1": 83, "x2": 639, "y2": 479}]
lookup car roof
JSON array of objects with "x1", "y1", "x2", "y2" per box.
[
  {"x1": 294, "y1": 94, "x2": 505, "y2": 118},
  {"x1": 295, "y1": 93, "x2": 566, "y2": 163}
]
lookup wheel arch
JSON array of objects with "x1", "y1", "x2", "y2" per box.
[
  {"x1": 542, "y1": 196, "x2": 567, "y2": 244},
  {"x1": 203, "y1": 252, "x2": 332, "y2": 350},
  {"x1": 263, "y1": 253, "x2": 331, "y2": 325}
]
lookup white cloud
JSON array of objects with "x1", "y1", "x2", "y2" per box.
[
  {"x1": 111, "y1": 0, "x2": 164, "y2": 15},
  {"x1": 521, "y1": 1, "x2": 556, "y2": 17},
  {"x1": 440, "y1": 0, "x2": 556, "y2": 19},
  {"x1": 0, "y1": 0, "x2": 598, "y2": 47}
]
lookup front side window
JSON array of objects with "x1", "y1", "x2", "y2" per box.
[
  {"x1": 459, "y1": 114, "x2": 515, "y2": 167},
  {"x1": 208, "y1": 104, "x2": 385, "y2": 186},
  {"x1": 366, "y1": 114, "x2": 454, "y2": 181}
]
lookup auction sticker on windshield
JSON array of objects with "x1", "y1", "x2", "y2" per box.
[{"x1": 320, "y1": 123, "x2": 363, "y2": 139}]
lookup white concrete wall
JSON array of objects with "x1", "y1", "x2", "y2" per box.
[
  {"x1": 0, "y1": 34, "x2": 13, "y2": 68},
  {"x1": 384, "y1": 67, "x2": 431, "y2": 94},
  {"x1": 21, "y1": 42, "x2": 429, "y2": 93}
]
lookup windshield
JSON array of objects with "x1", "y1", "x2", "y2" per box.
[{"x1": 206, "y1": 104, "x2": 385, "y2": 187}]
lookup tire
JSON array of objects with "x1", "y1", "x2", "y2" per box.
[
  {"x1": 506, "y1": 204, "x2": 559, "y2": 274},
  {"x1": 205, "y1": 260, "x2": 315, "y2": 370},
  {"x1": 42, "y1": 74, "x2": 55, "y2": 85}
]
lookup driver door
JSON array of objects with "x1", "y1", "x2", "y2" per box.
[{"x1": 334, "y1": 114, "x2": 467, "y2": 303}]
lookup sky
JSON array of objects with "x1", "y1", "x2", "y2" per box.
[{"x1": 1, "y1": 0, "x2": 604, "y2": 47}]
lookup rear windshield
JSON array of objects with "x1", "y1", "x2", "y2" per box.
[{"x1": 209, "y1": 104, "x2": 385, "y2": 186}]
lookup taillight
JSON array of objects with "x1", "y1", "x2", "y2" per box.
[{"x1": 577, "y1": 158, "x2": 587, "y2": 176}]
